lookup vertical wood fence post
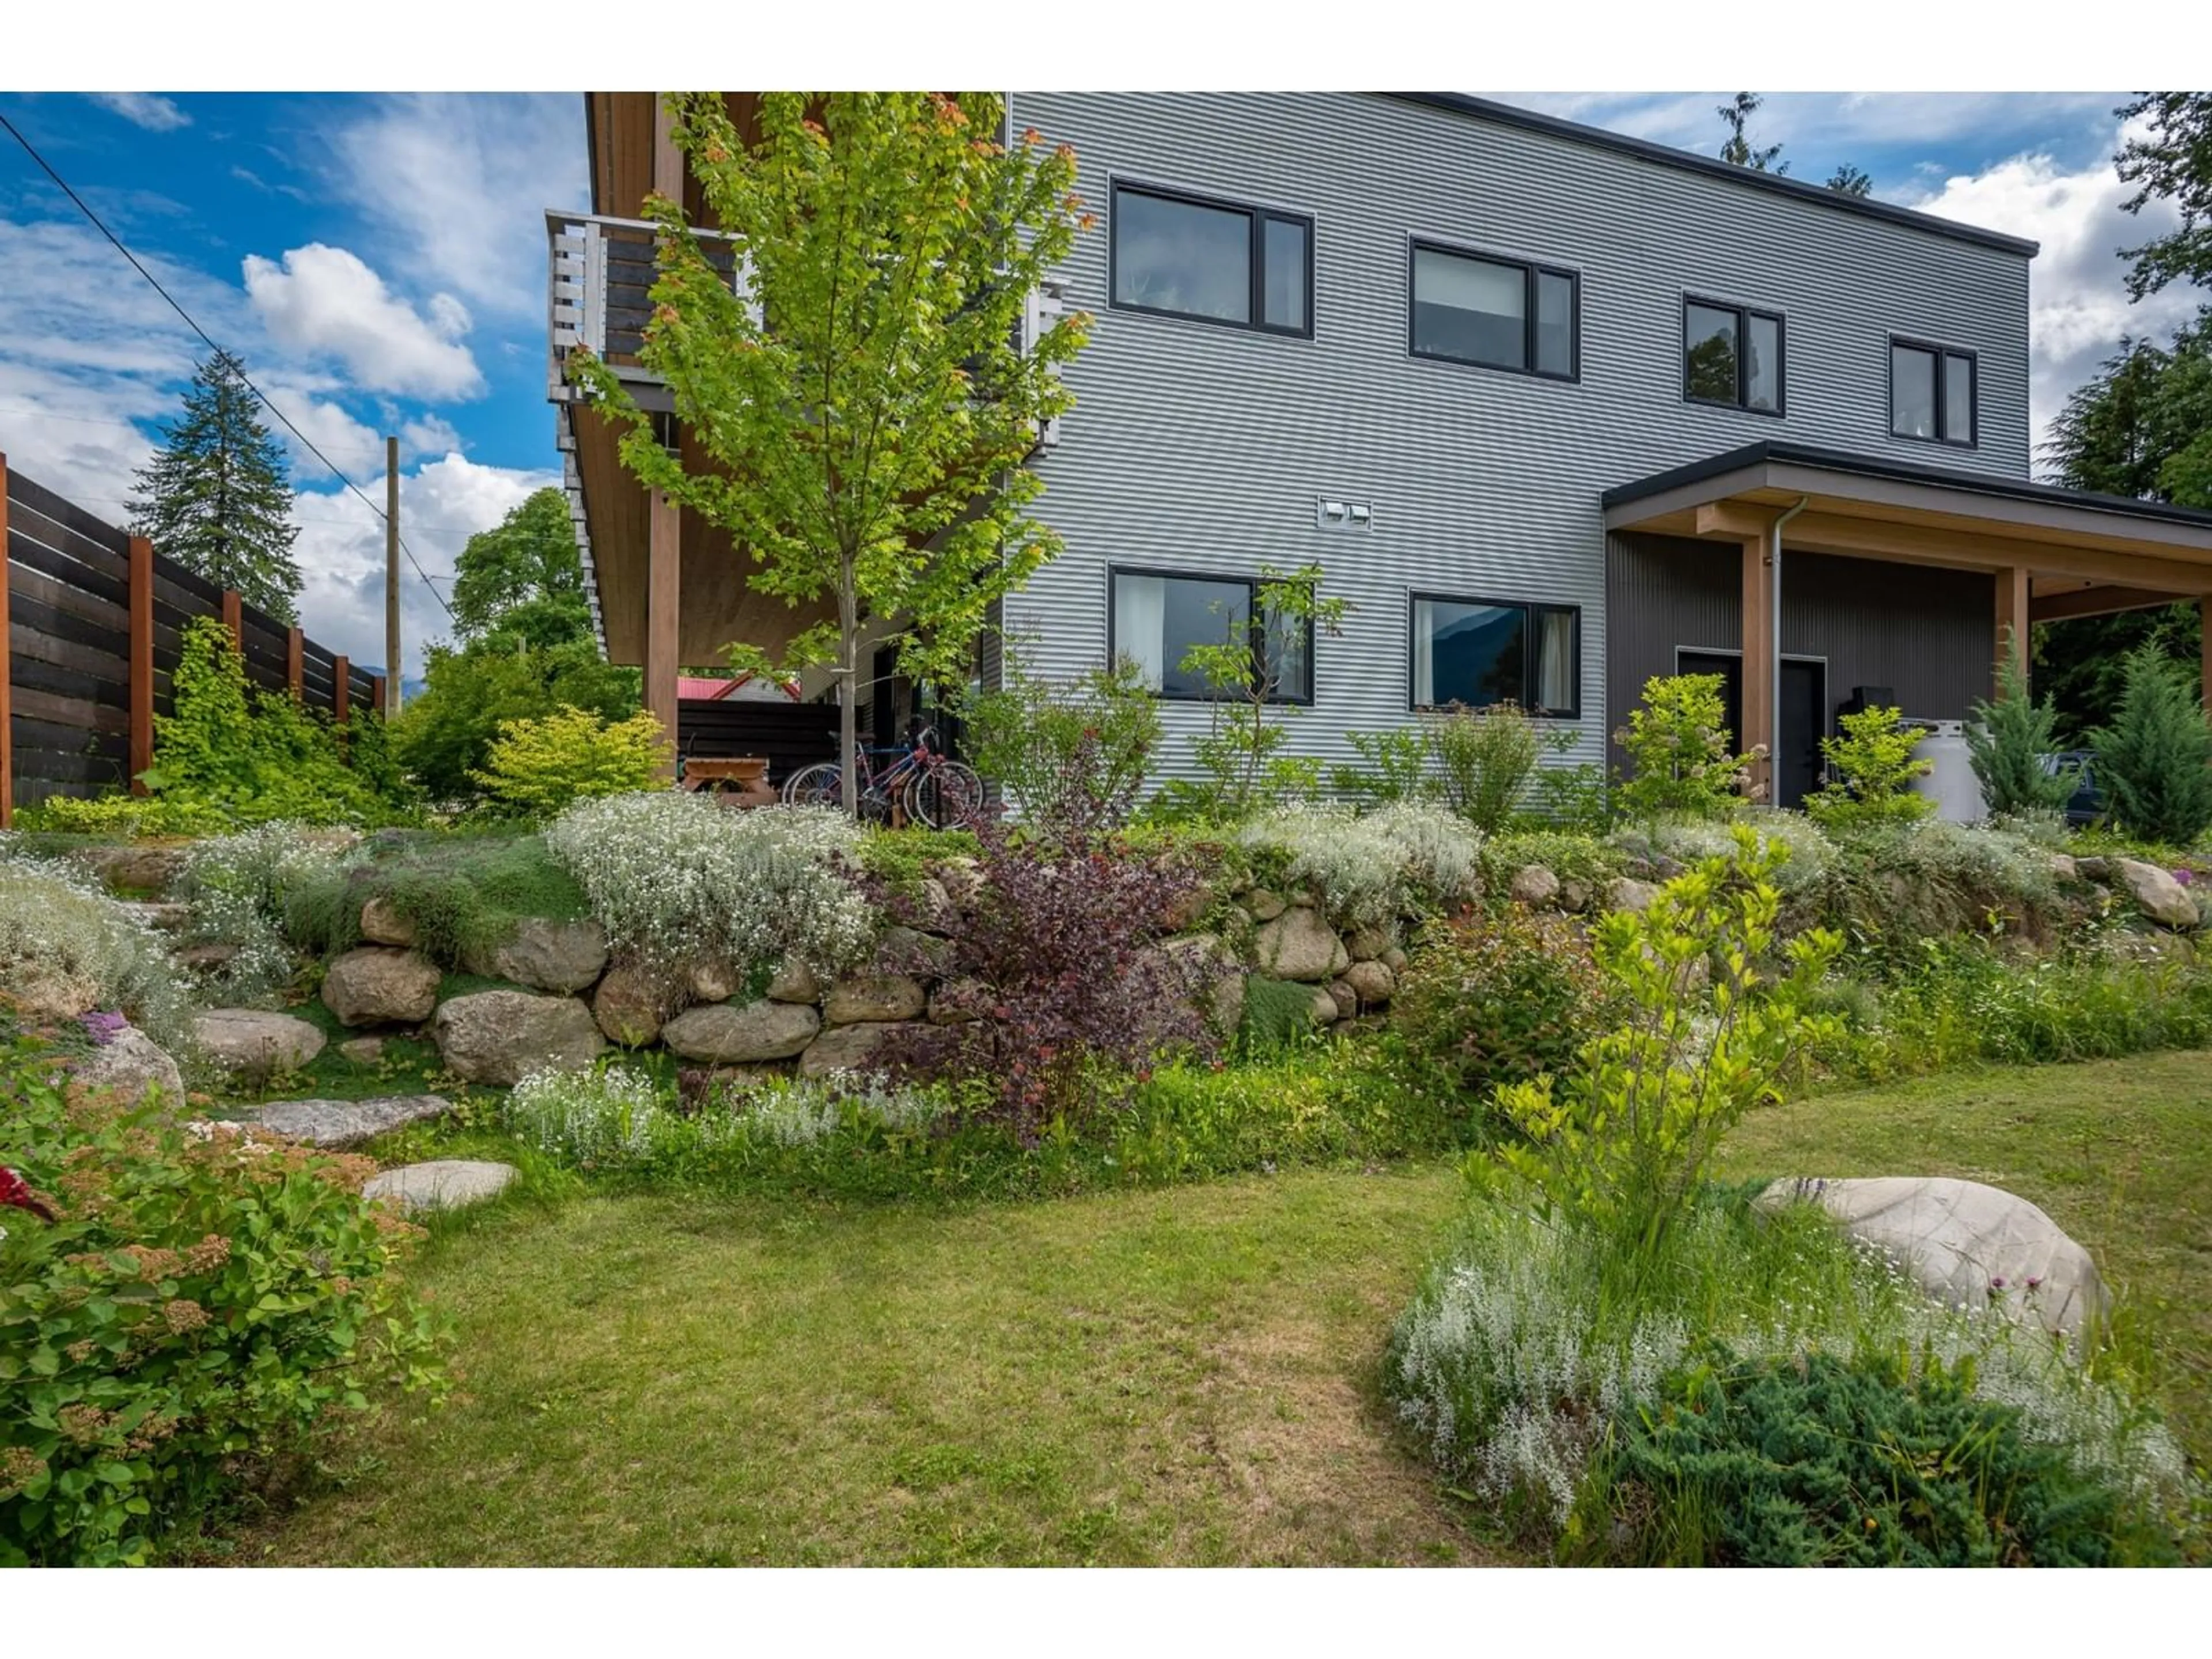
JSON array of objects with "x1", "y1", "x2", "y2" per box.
[
  {"x1": 0, "y1": 450, "x2": 12, "y2": 828},
  {"x1": 221, "y1": 588, "x2": 244, "y2": 653},
  {"x1": 333, "y1": 655, "x2": 350, "y2": 726},
  {"x1": 128, "y1": 535, "x2": 156, "y2": 793},
  {"x1": 369, "y1": 674, "x2": 387, "y2": 724},
  {"x1": 286, "y1": 626, "x2": 305, "y2": 700}
]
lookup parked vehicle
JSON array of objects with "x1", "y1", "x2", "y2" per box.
[{"x1": 2047, "y1": 750, "x2": 2104, "y2": 828}]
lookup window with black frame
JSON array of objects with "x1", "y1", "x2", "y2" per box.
[
  {"x1": 1110, "y1": 568, "x2": 1313, "y2": 702},
  {"x1": 1111, "y1": 184, "x2": 1312, "y2": 336},
  {"x1": 1684, "y1": 297, "x2": 1783, "y2": 414},
  {"x1": 1891, "y1": 338, "x2": 1976, "y2": 445},
  {"x1": 1409, "y1": 242, "x2": 1577, "y2": 378},
  {"x1": 1408, "y1": 594, "x2": 1579, "y2": 717}
]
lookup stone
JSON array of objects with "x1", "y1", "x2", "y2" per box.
[
  {"x1": 594, "y1": 961, "x2": 673, "y2": 1047},
  {"x1": 5, "y1": 964, "x2": 101, "y2": 1022},
  {"x1": 2074, "y1": 855, "x2": 2113, "y2": 884},
  {"x1": 1241, "y1": 887, "x2": 1287, "y2": 922},
  {"x1": 433, "y1": 992, "x2": 605, "y2": 1086},
  {"x1": 363, "y1": 1159, "x2": 518, "y2": 1214},
  {"x1": 1509, "y1": 863, "x2": 1561, "y2": 908},
  {"x1": 1253, "y1": 904, "x2": 1349, "y2": 983},
  {"x1": 1160, "y1": 880, "x2": 1214, "y2": 934},
  {"x1": 1340, "y1": 958, "x2": 1396, "y2": 1009},
  {"x1": 338, "y1": 1036, "x2": 387, "y2": 1065},
  {"x1": 927, "y1": 977, "x2": 993, "y2": 1024},
  {"x1": 1327, "y1": 978, "x2": 1360, "y2": 1021},
  {"x1": 77, "y1": 842, "x2": 187, "y2": 896},
  {"x1": 798, "y1": 1020, "x2": 904, "y2": 1078},
  {"x1": 1607, "y1": 877, "x2": 1662, "y2": 914},
  {"x1": 907, "y1": 877, "x2": 960, "y2": 935},
  {"x1": 1557, "y1": 878, "x2": 1591, "y2": 915},
  {"x1": 2109, "y1": 858, "x2": 2198, "y2": 929},
  {"x1": 116, "y1": 900, "x2": 192, "y2": 933},
  {"x1": 661, "y1": 999, "x2": 820, "y2": 1063},
  {"x1": 1344, "y1": 925, "x2": 1391, "y2": 963},
  {"x1": 467, "y1": 916, "x2": 610, "y2": 994},
  {"x1": 358, "y1": 896, "x2": 418, "y2": 946},
  {"x1": 2048, "y1": 853, "x2": 2081, "y2": 884},
  {"x1": 1306, "y1": 985, "x2": 1341, "y2": 1025},
  {"x1": 1381, "y1": 945, "x2": 1410, "y2": 975},
  {"x1": 70, "y1": 1024, "x2": 184, "y2": 1108},
  {"x1": 321, "y1": 947, "x2": 441, "y2": 1028},
  {"x1": 825, "y1": 973, "x2": 927, "y2": 1025},
  {"x1": 175, "y1": 943, "x2": 241, "y2": 974},
  {"x1": 762, "y1": 959, "x2": 819, "y2": 1004},
  {"x1": 930, "y1": 856, "x2": 984, "y2": 911},
  {"x1": 876, "y1": 925, "x2": 956, "y2": 982},
  {"x1": 1156, "y1": 933, "x2": 1244, "y2": 1033},
  {"x1": 1758, "y1": 1176, "x2": 2111, "y2": 1341},
  {"x1": 194, "y1": 1009, "x2": 327, "y2": 1075},
  {"x1": 242, "y1": 1093, "x2": 454, "y2": 1148}
]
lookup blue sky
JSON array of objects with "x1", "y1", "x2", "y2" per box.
[{"x1": 0, "y1": 90, "x2": 2200, "y2": 675}]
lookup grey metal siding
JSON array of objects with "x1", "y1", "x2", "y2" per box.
[
  {"x1": 1607, "y1": 531, "x2": 1994, "y2": 771},
  {"x1": 1001, "y1": 91, "x2": 2032, "y2": 786}
]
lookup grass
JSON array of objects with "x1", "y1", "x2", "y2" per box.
[
  {"x1": 226, "y1": 1165, "x2": 1481, "y2": 1566},
  {"x1": 1715, "y1": 1048, "x2": 2212, "y2": 1472}
]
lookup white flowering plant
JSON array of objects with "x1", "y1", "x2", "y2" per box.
[
  {"x1": 502, "y1": 1063, "x2": 668, "y2": 1168},
  {"x1": 1237, "y1": 801, "x2": 1481, "y2": 930},
  {"x1": 0, "y1": 844, "x2": 189, "y2": 1048},
  {"x1": 174, "y1": 824, "x2": 353, "y2": 1005}
]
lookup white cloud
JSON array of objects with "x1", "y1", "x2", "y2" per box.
[
  {"x1": 243, "y1": 243, "x2": 484, "y2": 401},
  {"x1": 325, "y1": 94, "x2": 586, "y2": 323},
  {"x1": 400, "y1": 414, "x2": 464, "y2": 457},
  {"x1": 85, "y1": 93, "x2": 190, "y2": 132}
]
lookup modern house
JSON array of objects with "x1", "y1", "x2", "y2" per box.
[{"x1": 548, "y1": 93, "x2": 2212, "y2": 804}]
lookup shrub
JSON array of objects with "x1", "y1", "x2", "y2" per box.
[
  {"x1": 502, "y1": 1065, "x2": 667, "y2": 1168},
  {"x1": 2088, "y1": 644, "x2": 2212, "y2": 847},
  {"x1": 0, "y1": 1033, "x2": 446, "y2": 1565},
  {"x1": 392, "y1": 636, "x2": 642, "y2": 806},
  {"x1": 0, "y1": 851, "x2": 187, "y2": 1049},
  {"x1": 1236, "y1": 975, "x2": 1324, "y2": 1058},
  {"x1": 1424, "y1": 701, "x2": 1554, "y2": 833},
  {"x1": 1524, "y1": 760, "x2": 1611, "y2": 834},
  {"x1": 173, "y1": 824, "x2": 353, "y2": 1004},
  {"x1": 1390, "y1": 908, "x2": 1610, "y2": 1112},
  {"x1": 471, "y1": 706, "x2": 673, "y2": 823},
  {"x1": 279, "y1": 830, "x2": 591, "y2": 970},
  {"x1": 1331, "y1": 726, "x2": 1431, "y2": 809},
  {"x1": 1480, "y1": 829, "x2": 1626, "y2": 902},
  {"x1": 961, "y1": 649, "x2": 1160, "y2": 843},
  {"x1": 867, "y1": 821, "x2": 1217, "y2": 1135},
  {"x1": 1615, "y1": 809, "x2": 1836, "y2": 900},
  {"x1": 1820, "y1": 817, "x2": 2070, "y2": 960},
  {"x1": 1613, "y1": 673, "x2": 1756, "y2": 821},
  {"x1": 1968, "y1": 637, "x2": 2080, "y2": 819},
  {"x1": 1806, "y1": 704, "x2": 1935, "y2": 830},
  {"x1": 1175, "y1": 562, "x2": 1346, "y2": 820},
  {"x1": 707, "y1": 1074, "x2": 959, "y2": 1149},
  {"x1": 14, "y1": 794, "x2": 226, "y2": 839},
  {"x1": 1237, "y1": 802, "x2": 1481, "y2": 931},
  {"x1": 544, "y1": 794, "x2": 874, "y2": 983}
]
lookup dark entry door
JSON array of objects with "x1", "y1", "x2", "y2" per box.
[{"x1": 1676, "y1": 652, "x2": 1827, "y2": 810}]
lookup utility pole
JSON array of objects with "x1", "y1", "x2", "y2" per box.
[{"x1": 384, "y1": 435, "x2": 402, "y2": 716}]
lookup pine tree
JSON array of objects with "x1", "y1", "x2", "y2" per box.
[
  {"x1": 2087, "y1": 644, "x2": 2212, "y2": 847},
  {"x1": 130, "y1": 349, "x2": 304, "y2": 623},
  {"x1": 1966, "y1": 631, "x2": 2077, "y2": 818}
]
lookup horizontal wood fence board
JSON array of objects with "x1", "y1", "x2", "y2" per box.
[
  {"x1": 9, "y1": 653, "x2": 127, "y2": 711},
  {"x1": 8, "y1": 472, "x2": 127, "y2": 554},
  {"x1": 6, "y1": 524, "x2": 130, "y2": 608},
  {"x1": 9, "y1": 559, "x2": 128, "y2": 633},
  {"x1": 10, "y1": 618, "x2": 127, "y2": 681},
  {"x1": 158, "y1": 558, "x2": 225, "y2": 607},
  {"x1": 11, "y1": 683, "x2": 128, "y2": 735}
]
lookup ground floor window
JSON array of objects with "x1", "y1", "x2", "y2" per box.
[
  {"x1": 1109, "y1": 567, "x2": 1313, "y2": 702},
  {"x1": 1408, "y1": 593, "x2": 1579, "y2": 717}
]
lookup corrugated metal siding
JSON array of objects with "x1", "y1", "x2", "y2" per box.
[
  {"x1": 1607, "y1": 531, "x2": 1993, "y2": 770},
  {"x1": 1003, "y1": 91, "x2": 2032, "y2": 786}
]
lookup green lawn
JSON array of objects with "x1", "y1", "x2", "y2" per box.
[{"x1": 234, "y1": 1050, "x2": 2212, "y2": 1566}]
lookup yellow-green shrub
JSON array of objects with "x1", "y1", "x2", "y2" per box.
[{"x1": 471, "y1": 706, "x2": 672, "y2": 821}]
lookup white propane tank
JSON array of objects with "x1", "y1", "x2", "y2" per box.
[{"x1": 1910, "y1": 720, "x2": 1986, "y2": 824}]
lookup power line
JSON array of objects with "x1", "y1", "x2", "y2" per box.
[{"x1": 0, "y1": 111, "x2": 454, "y2": 620}]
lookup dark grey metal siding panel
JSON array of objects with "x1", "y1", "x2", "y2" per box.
[
  {"x1": 1003, "y1": 92, "x2": 2033, "y2": 785},
  {"x1": 1606, "y1": 532, "x2": 1740, "y2": 775}
]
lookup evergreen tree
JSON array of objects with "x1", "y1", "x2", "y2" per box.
[
  {"x1": 2086, "y1": 644, "x2": 2212, "y2": 847},
  {"x1": 1966, "y1": 632, "x2": 2078, "y2": 817},
  {"x1": 2116, "y1": 92, "x2": 2212, "y2": 301},
  {"x1": 129, "y1": 349, "x2": 304, "y2": 622},
  {"x1": 1715, "y1": 93, "x2": 1874, "y2": 195}
]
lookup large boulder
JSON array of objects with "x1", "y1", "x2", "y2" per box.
[
  {"x1": 875, "y1": 925, "x2": 956, "y2": 982},
  {"x1": 1241, "y1": 887, "x2": 1288, "y2": 923},
  {"x1": 593, "y1": 961, "x2": 673, "y2": 1047},
  {"x1": 70, "y1": 1023, "x2": 185, "y2": 1108},
  {"x1": 358, "y1": 896, "x2": 418, "y2": 946},
  {"x1": 661, "y1": 999, "x2": 820, "y2": 1063},
  {"x1": 1340, "y1": 957, "x2": 1396, "y2": 1009},
  {"x1": 2111, "y1": 858, "x2": 2198, "y2": 930},
  {"x1": 1606, "y1": 877, "x2": 1662, "y2": 914},
  {"x1": 823, "y1": 974, "x2": 926, "y2": 1024},
  {"x1": 194, "y1": 1009, "x2": 327, "y2": 1075},
  {"x1": 76, "y1": 842, "x2": 188, "y2": 896},
  {"x1": 237, "y1": 1093, "x2": 454, "y2": 1147},
  {"x1": 927, "y1": 977, "x2": 993, "y2": 1025},
  {"x1": 762, "y1": 959, "x2": 819, "y2": 1004},
  {"x1": 1252, "y1": 904, "x2": 1348, "y2": 983},
  {"x1": 1757, "y1": 1176, "x2": 2110, "y2": 1340},
  {"x1": 467, "y1": 917, "x2": 610, "y2": 994},
  {"x1": 1152, "y1": 933, "x2": 1244, "y2": 1033},
  {"x1": 798, "y1": 1021, "x2": 904, "y2": 1078},
  {"x1": 432, "y1": 991, "x2": 605, "y2": 1086},
  {"x1": 321, "y1": 947, "x2": 441, "y2": 1028},
  {"x1": 363, "y1": 1159, "x2": 517, "y2": 1214},
  {"x1": 6, "y1": 965, "x2": 102, "y2": 1022},
  {"x1": 1510, "y1": 863, "x2": 1561, "y2": 908}
]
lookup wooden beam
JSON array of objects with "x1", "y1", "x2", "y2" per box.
[
  {"x1": 333, "y1": 654, "x2": 350, "y2": 726},
  {"x1": 1696, "y1": 501, "x2": 1779, "y2": 540},
  {"x1": 645, "y1": 486, "x2": 681, "y2": 780},
  {"x1": 1993, "y1": 567, "x2": 2029, "y2": 696},
  {"x1": 220, "y1": 588, "x2": 244, "y2": 652},
  {"x1": 1740, "y1": 534, "x2": 1774, "y2": 804},
  {"x1": 652, "y1": 95, "x2": 684, "y2": 206},
  {"x1": 128, "y1": 535, "x2": 155, "y2": 791},
  {"x1": 1774, "y1": 510, "x2": 2212, "y2": 594},
  {"x1": 0, "y1": 449, "x2": 12, "y2": 828},
  {"x1": 2029, "y1": 584, "x2": 2190, "y2": 624},
  {"x1": 286, "y1": 625, "x2": 305, "y2": 699}
]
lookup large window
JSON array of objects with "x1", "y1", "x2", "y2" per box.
[
  {"x1": 1683, "y1": 296, "x2": 1783, "y2": 415},
  {"x1": 1111, "y1": 568, "x2": 1313, "y2": 702},
  {"x1": 1409, "y1": 242, "x2": 1578, "y2": 378},
  {"x1": 1891, "y1": 337, "x2": 1976, "y2": 446},
  {"x1": 1408, "y1": 594, "x2": 1580, "y2": 717},
  {"x1": 1110, "y1": 183, "x2": 1313, "y2": 337}
]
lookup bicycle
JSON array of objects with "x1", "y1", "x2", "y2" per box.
[{"x1": 780, "y1": 722, "x2": 987, "y2": 830}]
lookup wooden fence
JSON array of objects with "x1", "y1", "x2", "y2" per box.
[
  {"x1": 1, "y1": 453, "x2": 382, "y2": 825},
  {"x1": 675, "y1": 696, "x2": 838, "y2": 787}
]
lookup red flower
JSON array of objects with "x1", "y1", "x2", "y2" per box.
[{"x1": 1, "y1": 1166, "x2": 57, "y2": 1223}]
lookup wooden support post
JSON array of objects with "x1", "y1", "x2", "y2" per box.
[
  {"x1": 1739, "y1": 533, "x2": 1775, "y2": 804},
  {"x1": 652, "y1": 94, "x2": 684, "y2": 208},
  {"x1": 1994, "y1": 567, "x2": 2031, "y2": 694},
  {"x1": 221, "y1": 588, "x2": 244, "y2": 653},
  {"x1": 333, "y1": 655, "x2": 350, "y2": 726},
  {"x1": 2202, "y1": 597, "x2": 2212, "y2": 717},
  {"x1": 646, "y1": 487, "x2": 681, "y2": 780},
  {"x1": 0, "y1": 450, "x2": 12, "y2": 829},
  {"x1": 369, "y1": 674, "x2": 387, "y2": 723},
  {"x1": 286, "y1": 626, "x2": 305, "y2": 700},
  {"x1": 128, "y1": 535, "x2": 156, "y2": 793}
]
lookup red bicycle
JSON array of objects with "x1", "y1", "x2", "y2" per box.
[{"x1": 780, "y1": 721, "x2": 987, "y2": 829}]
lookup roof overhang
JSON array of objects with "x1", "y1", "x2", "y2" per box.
[{"x1": 1604, "y1": 442, "x2": 2212, "y2": 613}]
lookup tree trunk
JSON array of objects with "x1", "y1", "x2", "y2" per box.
[{"x1": 838, "y1": 562, "x2": 859, "y2": 818}]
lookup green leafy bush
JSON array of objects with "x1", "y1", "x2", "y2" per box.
[
  {"x1": 392, "y1": 637, "x2": 642, "y2": 806},
  {"x1": 961, "y1": 649, "x2": 1160, "y2": 842},
  {"x1": 282, "y1": 830, "x2": 590, "y2": 971},
  {"x1": 1525, "y1": 760, "x2": 1611, "y2": 833},
  {"x1": 1806, "y1": 704, "x2": 1935, "y2": 830},
  {"x1": 1819, "y1": 817, "x2": 2072, "y2": 960},
  {"x1": 1331, "y1": 726, "x2": 1431, "y2": 808},
  {"x1": 1968, "y1": 638, "x2": 2080, "y2": 819},
  {"x1": 471, "y1": 706, "x2": 673, "y2": 823},
  {"x1": 1423, "y1": 701, "x2": 1553, "y2": 833},
  {"x1": 1389, "y1": 908, "x2": 1609, "y2": 1112},
  {"x1": 0, "y1": 1033, "x2": 448, "y2": 1565},
  {"x1": 0, "y1": 851, "x2": 187, "y2": 1048},
  {"x1": 1613, "y1": 673, "x2": 1755, "y2": 822},
  {"x1": 2088, "y1": 644, "x2": 2212, "y2": 847},
  {"x1": 14, "y1": 794, "x2": 226, "y2": 839},
  {"x1": 1479, "y1": 829, "x2": 1626, "y2": 902}
]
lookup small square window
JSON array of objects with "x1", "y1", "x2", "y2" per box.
[
  {"x1": 1891, "y1": 336, "x2": 1976, "y2": 447},
  {"x1": 1684, "y1": 297, "x2": 1784, "y2": 415}
]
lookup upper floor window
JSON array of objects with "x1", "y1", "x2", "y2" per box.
[
  {"x1": 1684, "y1": 297, "x2": 1783, "y2": 415},
  {"x1": 1111, "y1": 567, "x2": 1313, "y2": 703},
  {"x1": 1110, "y1": 183, "x2": 1312, "y2": 338},
  {"x1": 1408, "y1": 593, "x2": 1580, "y2": 718},
  {"x1": 1891, "y1": 338, "x2": 1976, "y2": 446},
  {"x1": 1408, "y1": 242, "x2": 1578, "y2": 379}
]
